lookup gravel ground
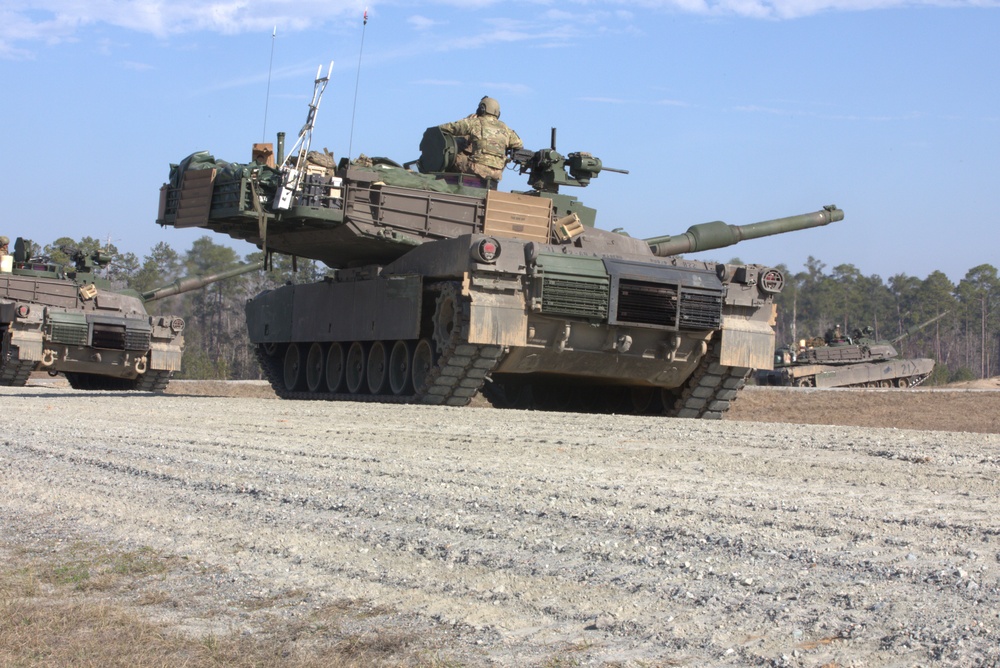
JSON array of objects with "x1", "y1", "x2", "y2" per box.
[{"x1": 2, "y1": 383, "x2": 1000, "y2": 667}]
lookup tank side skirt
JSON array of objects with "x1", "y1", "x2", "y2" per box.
[{"x1": 254, "y1": 282, "x2": 505, "y2": 405}]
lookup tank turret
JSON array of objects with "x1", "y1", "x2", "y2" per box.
[
  {"x1": 153, "y1": 68, "x2": 843, "y2": 417},
  {"x1": 756, "y1": 311, "x2": 947, "y2": 389},
  {"x1": 0, "y1": 242, "x2": 262, "y2": 391}
]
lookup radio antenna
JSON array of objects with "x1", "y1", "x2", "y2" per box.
[
  {"x1": 262, "y1": 25, "x2": 276, "y2": 142},
  {"x1": 347, "y1": 8, "x2": 368, "y2": 160}
]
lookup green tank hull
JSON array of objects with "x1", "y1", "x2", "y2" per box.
[
  {"x1": 155, "y1": 78, "x2": 842, "y2": 416},
  {"x1": 159, "y1": 144, "x2": 841, "y2": 416},
  {"x1": 756, "y1": 314, "x2": 944, "y2": 389},
  {"x1": 0, "y1": 243, "x2": 260, "y2": 391}
]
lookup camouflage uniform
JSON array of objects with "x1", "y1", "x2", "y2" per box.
[
  {"x1": 439, "y1": 97, "x2": 522, "y2": 181},
  {"x1": 0, "y1": 235, "x2": 8, "y2": 255}
]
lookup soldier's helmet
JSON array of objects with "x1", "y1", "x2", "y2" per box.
[
  {"x1": 477, "y1": 96, "x2": 501, "y2": 118},
  {"x1": 0, "y1": 236, "x2": 8, "y2": 246}
]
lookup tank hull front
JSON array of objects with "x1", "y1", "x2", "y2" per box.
[{"x1": 1, "y1": 273, "x2": 183, "y2": 391}]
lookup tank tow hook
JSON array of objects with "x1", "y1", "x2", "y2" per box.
[
  {"x1": 41, "y1": 349, "x2": 56, "y2": 367},
  {"x1": 555, "y1": 323, "x2": 571, "y2": 352},
  {"x1": 135, "y1": 356, "x2": 148, "y2": 374}
]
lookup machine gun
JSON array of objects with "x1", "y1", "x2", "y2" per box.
[
  {"x1": 509, "y1": 128, "x2": 629, "y2": 192},
  {"x1": 413, "y1": 126, "x2": 628, "y2": 192}
]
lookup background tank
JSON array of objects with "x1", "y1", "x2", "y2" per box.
[
  {"x1": 0, "y1": 238, "x2": 262, "y2": 391},
  {"x1": 157, "y1": 103, "x2": 843, "y2": 417},
  {"x1": 755, "y1": 312, "x2": 946, "y2": 388}
]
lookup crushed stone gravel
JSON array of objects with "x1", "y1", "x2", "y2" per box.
[{"x1": 2, "y1": 384, "x2": 999, "y2": 666}]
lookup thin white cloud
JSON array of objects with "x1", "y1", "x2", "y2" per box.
[
  {"x1": 407, "y1": 14, "x2": 438, "y2": 30},
  {"x1": 614, "y1": 0, "x2": 999, "y2": 18},
  {"x1": 0, "y1": 1, "x2": 363, "y2": 58},
  {"x1": 122, "y1": 60, "x2": 154, "y2": 71},
  {"x1": 2, "y1": 0, "x2": 997, "y2": 60},
  {"x1": 480, "y1": 82, "x2": 533, "y2": 95}
]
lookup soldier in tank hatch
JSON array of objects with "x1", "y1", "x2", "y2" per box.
[{"x1": 438, "y1": 96, "x2": 523, "y2": 182}]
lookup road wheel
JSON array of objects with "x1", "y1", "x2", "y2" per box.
[
  {"x1": 326, "y1": 343, "x2": 345, "y2": 393},
  {"x1": 389, "y1": 340, "x2": 413, "y2": 395},
  {"x1": 411, "y1": 339, "x2": 434, "y2": 392},
  {"x1": 367, "y1": 341, "x2": 389, "y2": 395},
  {"x1": 283, "y1": 343, "x2": 305, "y2": 391},
  {"x1": 305, "y1": 342, "x2": 325, "y2": 392},
  {"x1": 345, "y1": 342, "x2": 367, "y2": 394}
]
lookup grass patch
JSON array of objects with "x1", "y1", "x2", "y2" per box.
[{"x1": 0, "y1": 538, "x2": 466, "y2": 667}]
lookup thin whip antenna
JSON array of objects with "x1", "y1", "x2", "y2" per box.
[
  {"x1": 347, "y1": 8, "x2": 368, "y2": 160},
  {"x1": 262, "y1": 25, "x2": 276, "y2": 142}
]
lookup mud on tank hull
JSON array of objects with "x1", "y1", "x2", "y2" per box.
[{"x1": 247, "y1": 234, "x2": 780, "y2": 418}]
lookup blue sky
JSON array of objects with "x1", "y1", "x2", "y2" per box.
[{"x1": 2, "y1": 0, "x2": 997, "y2": 284}]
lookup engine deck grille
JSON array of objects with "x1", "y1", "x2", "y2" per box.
[{"x1": 540, "y1": 277, "x2": 609, "y2": 319}]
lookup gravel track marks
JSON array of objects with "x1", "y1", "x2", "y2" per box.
[{"x1": 2, "y1": 386, "x2": 999, "y2": 666}]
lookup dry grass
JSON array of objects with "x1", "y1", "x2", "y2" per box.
[{"x1": 0, "y1": 539, "x2": 464, "y2": 668}]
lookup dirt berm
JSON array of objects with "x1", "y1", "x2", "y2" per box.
[{"x1": 2, "y1": 380, "x2": 999, "y2": 666}]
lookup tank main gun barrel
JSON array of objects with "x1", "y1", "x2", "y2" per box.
[
  {"x1": 646, "y1": 205, "x2": 844, "y2": 257},
  {"x1": 890, "y1": 310, "x2": 949, "y2": 344},
  {"x1": 142, "y1": 261, "x2": 264, "y2": 302}
]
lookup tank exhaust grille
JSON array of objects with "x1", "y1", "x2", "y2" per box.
[
  {"x1": 616, "y1": 280, "x2": 677, "y2": 327},
  {"x1": 92, "y1": 323, "x2": 129, "y2": 350},
  {"x1": 540, "y1": 277, "x2": 609, "y2": 319},
  {"x1": 614, "y1": 279, "x2": 722, "y2": 331}
]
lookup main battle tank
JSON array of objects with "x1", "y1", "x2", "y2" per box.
[
  {"x1": 0, "y1": 237, "x2": 262, "y2": 391},
  {"x1": 156, "y1": 97, "x2": 844, "y2": 417},
  {"x1": 755, "y1": 313, "x2": 946, "y2": 388}
]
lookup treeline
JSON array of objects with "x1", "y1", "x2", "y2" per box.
[
  {"x1": 769, "y1": 257, "x2": 999, "y2": 384},
  {"x1": 24, "y1": 237, "x2": 1000, "y2": 384}
]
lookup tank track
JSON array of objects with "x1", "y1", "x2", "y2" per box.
[
  {"x1": 132, "y1": 369, "x2": 174, "y2": 392},
  {"x1": 0, "y1": 344, "x2": 38, "y2": 387},
  {"x1": 64, "y1": 368, "x2": 173, "y2": 392},
  {"x1": 666, "y1": 339, "x2": 751, "y2": 419},
  {"x1": 483, "y1": 338, "x2": 750, "y2": 419},
  {"x1": 256, "y1": 282, "x2": 505, "y2": 406},
  {"x1": 801, "y1": 372, "x2": 931, "y2": 389}
]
